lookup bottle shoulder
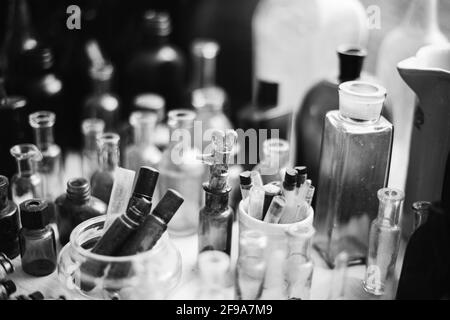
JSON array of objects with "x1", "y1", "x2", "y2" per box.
[
  {"x1": 0, "y1": 202, "x2": 18, "y2": 218},
  {"x1": 20, "y1": 226, "x2": 54, "y2": 240},
  {"x1": 325, "y1": 111, "x2": 393, "y2": 134}
]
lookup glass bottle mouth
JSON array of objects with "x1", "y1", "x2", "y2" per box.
[
  {"x1": 29, "y1": 111, "x2": 56, "y2": 128},
  {"x1": 191, "y1": 39, "x2": 220, "y2": 59},
  {"x1": 97, "y1": 132, "x2": 120, "y2": 146},
  {"x1": 67, "y1": 178, "x2": 91, "y2": 202},
  {"x1": 10, "y1": 144, "x2": 43, "y2": 161},
  {"x1": 82, "y1": 118, "x2": 105, "y2": 136},
  {"x1": 129, "y1": 111, "x2": 158, "y2": 127},
  {"x1": 167, "y1": 109, "x2": 196, "y2": 128},
  {"x1": 89, "y1": 63, "x2": 114, "y2": 81},
  {"x1": 377, "y1": 188, "x2": 405, "y2": 203},
  {"x1": 263, "y1": 139, "x2": 290, "y2": 156},
  {"x1": 192, "y1": 87, "x2": 226, "y2": 111},
  {"x1": 133, "y1": 94, "x2": 165, "y2": 119}
]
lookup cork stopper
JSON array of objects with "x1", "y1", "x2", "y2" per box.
[
  {"x1": 338, "y1": 81, "x2": 386, "y2": 122},
  {"x1": 133, "y1": 167, "x2": 159, "y2": 200},
  {"x1": 152, "y1": 189, "x2": 184, "y2": 224}
]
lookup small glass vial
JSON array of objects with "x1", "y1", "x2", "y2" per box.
[
  {"x1": 29, "y1": 111, "x2": 64, "y2": 219},
  {"x1": 363, "y1": 188, "x2": 404, "y2": 296},
  {"x1": 196, "y1": 250, "x2": 231, "y2": 300},
  {"x1": 235, "y1": 230, "x2": 268, "y2": 300},
  {"x1": 314, "y1": 81, "x2": 393, "y2": 267},
  {"x1": 83, "y1": 63, "x2": 120, "y2": 131},
  {"x1": 159, "y1": 110, "x2": 204, "y2": 236},
  {"x1": 124, "y1": 111, "x2": 162, "y2": 173},
  {"x1": 19, "y1": 199, "x2": 57, "y2": 277},
  {"x1": 285, "y1": 225, "x2": 315, "y2": 300},
  {"x1": 0, "y1": 176, "x2": 20, "y2": 259},
  {"x1": 10, "y1": 144, "x2": 44, "y2": 206},
  {"x1": 55, "y1": 178, "x2": 107, "y2": 245},
  {"x1": 91, "y1": 133, "x2": 120, "y2": 205},
  {"x1": 411, "y1": 201, "x2": 432, "y2": 232},
  {"x1": 81, "y1": 118, "x2": 105, "y2": 180},
  {"x1": 253, "y1": 139, "x2": 290, "y2": 184}
]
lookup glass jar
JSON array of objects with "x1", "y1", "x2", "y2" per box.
[{"x1": 58, "y1": 216, "x2": 181, "y2": 300}]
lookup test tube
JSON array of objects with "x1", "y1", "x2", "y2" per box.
[
  {"x1": 262, "y1": 183, "x2": 282, "y2": 219},
  {"x1": 294, "y1": 166, "x2": 307, "y2": 194},
  {"x1": 328, "y1": 252, "x2": 349, "y2": 300},
  {"x1": 278, "y1": 169, "x2": 298, "y2": 224},
  {"x1": 248, "y1": 186, "x2": 265, "y2": 220},
  {"x1": 250, "y1": 171, "x2": 263, "y2": 188},
  {"x1": 239, "y1": 171, "x2": 252, "y2": 200},
  {"x1": 305, "y1": 185, "x2": 315, "y2": 206},
  {"x1": 263, "y1": 196, "x2": 286, "y2": 224}
]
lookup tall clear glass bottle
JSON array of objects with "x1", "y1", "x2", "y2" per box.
[
  {"x1": 81, "y1": 118, "x2": 105, "y2": 180},
  {"x1": 124, "y1": 111, "x2": 162, "y2": 174},
  {"x1": 235, "y1": 230, "x2": 267, "y2": 300},
  {"x1": 90, "y1": 133, "x2": 120, "y2": 205},
  {"x1": 9, "y1": 144, "x2": 44, "y2": 206},
  {"x1": 198, "y1": 130, "x2": 236, "y2": 255},
  {"x1": 83, "y1": 63, "x2": 120, "y2": 132},
  {"x1": 286, "y1": 225, "x2": 315, "y2": 300},
  {"x1": 196, "y1": 250, "x2": 231, "y2": 300},
  {"x1": 253, "y1": 138, "x2": 290, "y2": 184},
  {"x1": 29, "y1": 111, "x2": 63, "y2": 205},
  {"x1": 363, "y1": 188, "x2": 404, "y2": 296},
  {"x1": 158, "y1": 110, "x2": 204, "y2": 236},
  {"x1": 314, "y1": 81, "x2": 393, "y2": 267}
]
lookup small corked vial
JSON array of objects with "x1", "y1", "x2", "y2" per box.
[{"x1": 19, "y1": 199, "x2": 57, "y2": 277}]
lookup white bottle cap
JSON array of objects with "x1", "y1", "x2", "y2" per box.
[{"x1": 338, "y1": 81, "x2": 386, "y2": 122}]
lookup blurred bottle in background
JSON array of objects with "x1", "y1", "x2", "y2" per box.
[
  {"x1": 81, "y1": 118, "x2": 105, "y2": 181},
  {"x1": 376, "y1": 0, "x2": 448, "y2": 193}
]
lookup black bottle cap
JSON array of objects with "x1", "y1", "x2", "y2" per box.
[
  {"x1": 19, "y1": 199, "x2": 51, "y2": 229},
  {"x1": 283, "y1": 169, "x2": 298, "y2": 189},
  {"x1": 239, "y1": 171, "x2": 252, "y2": 186},
  {"x1": 152, "y1": 189, "x2": 184, "y2": 224},
  {"x1": 256, "y1": 80, "x2": 278, "y2": 108},
  {"x1": 1, "y1": 280, "x2": 16, "y2": 295},
  {"x1": 28, "y1": 291, "x2": 44, "y2": 300},
  {"x1": 337, "y1": 45, "x2": 367, "y2": 83},
  {"x1": 143, "y1": 10, "x2": 172, "y2": 37},
  {"x1": 294, "y1": 166, "x2": 307, "y2": 187},
  {"x1": 133, "y1": 167, "x2": 159, "y2": 200}
]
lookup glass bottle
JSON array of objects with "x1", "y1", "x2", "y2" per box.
[
  {"x1": 253, "y1": 138, "x2": 290, "y2": 185},
  {"x1": 132, "y1": 93, "x2": 168, "y2": 151},
  {"x1": 19, "y1": 199, "x2": 57, "y2": 277},
  {"x1": 81, "y1": 118, "x2": 105, "y2": 180},
  {"x1": 363, "y1": 188, "x2": 404, "y2": 296},
  {"x1": 235, "y1": 230, "x2": 267, "y2": 300},
  {"x1": 328, "y1": 252, "x2": 349, "y2": 300},
  {"x1": 238, "y1": 80, "x2": 290, "y2": 169},
  {"x1": 124, "y1": 111, "x2": 162, "y2": 174},
  {"x1": 314, "y1": 81, "x2": 393, "y2": 267},
  {"x1": 123, "y1": 10, "x2": 185, "y2": 114},
  {"x1": 0, "y1": 82, "x2": 30, "y2": 181},
  {"x1": 0, "y1": 176, "x2": 20, "y2": 259},
  {"x1": 294, "y1": 45, "x2": 368, "y2": 187},
  {"x1": 91, "y1": 133, "x2": 120, "y2": 205},
  {"x1": 196, "y1": 250, "x2": 231, "y2": 300},
  {"x1": 411, "y1": 201, "x2": 432, "y2": 233},
  {"x1": 29, "y1": 111, "x2": 63, "y2": 208},
  {"x1": 10, "y1": 144, "x2": 44, "y2": 206},
  {"x1": 159, "y1": 110, "x2": 204, "y2": 236},
  {"x1": 83, "y1": 63, "x2": 120, "y2": 132},
  {"x1": 286, "y1": 225, "x2": 315, "y2": 300},
  {"x1": 198, "y1": 130, "x2": 237, "y2": 255},
  {"x1": 376, "y1": 0, "x2": 447, "y2": 194},
  {"x1": 55, "y1": 178, "x2": 107, "y2": 246}
]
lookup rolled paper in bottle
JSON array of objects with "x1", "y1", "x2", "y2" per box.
[
  {"x1": 250, "y1": 171, "x2": 263, "y2": 188},
  {"x1": 105, "y1": 167, "x2": 136, "y2": 229}
]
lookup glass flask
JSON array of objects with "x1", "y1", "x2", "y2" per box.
[
  {"x1": 90, "y1": 133, "x2": 120, "y2": 205},
  {"x1": 295, "y1": 45, "x2": 368, "y2": 187},
  {"x1": 198, "y1": 130, "x2": 237, "y2": 255},
  {"x1": 81, "y1": 118, "x2": 105, "y2": 180},
  {"x1": 314, "y1": 81, "x2": 393, "y2": 267},
  {"x1": 58, "y1": 216, "x2": 182, "y2": 300},
  {"x1": 285, "y1": 225, "x2": 315, "y2": 300},
  {"x1": 29, "y1": 111, "x2": 63, "y2": 206},
  {"x1": 363, "y1": 188, "x2": 404, "y2": 296},
  {"x1": 195, "y1": 250, "x2": 230, "y2": 300},
  {"x1": 253, "y1": 138, "x2": 289, "y2": 184},
  {"x1": 83, "y1": 62, "x2": 120, "y2": 132},
  {"x1": 124, "y1": 111, "x2": 162, "y2": 174},
  {"x1": 235, "y1": 230, "x2": 267, "y2": 300},
  {"x1": 158, "y1": 110, "x2": 204, "y2": 236},
  {"x1": 10, "y1": 144, "x2": 44, "y2": 206}
]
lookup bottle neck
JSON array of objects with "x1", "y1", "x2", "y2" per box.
[
  {"x1": 133, "y1": 122, "x2": 155, "y2": 146},
  {"x1": 192, "y1": 55, "x2": 216, "y2": 89},
  {"x1": 99, "y1": 144, "x2": 119, "y2": 172},
  {"x1": 66, "y1": 179, "x2": 91, "y2": 204},
  {"x1": 142, "y1": 34, "x2": 169, "y2": 48},
  {"x1": 8, "y1": 0, "x2": 36, "y2": 53},
  {"x1": 33, "y1": 125, "x2": 55, "y2": 150},
  {"x1": 377, "y1": 190, "x2": 404, "y2": 226},
  {"x1": 204, "y1": 186, "x2": 230, "y2": 212},
  {"x1": 288, "y1": 235, "x2": 313, "y2": 259},
  {"x1": 91, "y1": 77, "x2": 111, "y2": 95},
  {"x1": 403, "y1": 0, "x2": 439, "y2": 32},
  {"x1": 16, "y1": 158, "x2": 36, "y2": 176},
  {"x1": 262, "y1": 150, "x2": 289, "y2": 168}
]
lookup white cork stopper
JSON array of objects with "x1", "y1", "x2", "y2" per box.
[{"x1": 338, "y1": 81, "x2": 386, "y2": 121}]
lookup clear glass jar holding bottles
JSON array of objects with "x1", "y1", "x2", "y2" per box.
[{"x1": 158, "y1": 110, "x2": 204, "y2": 236}]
